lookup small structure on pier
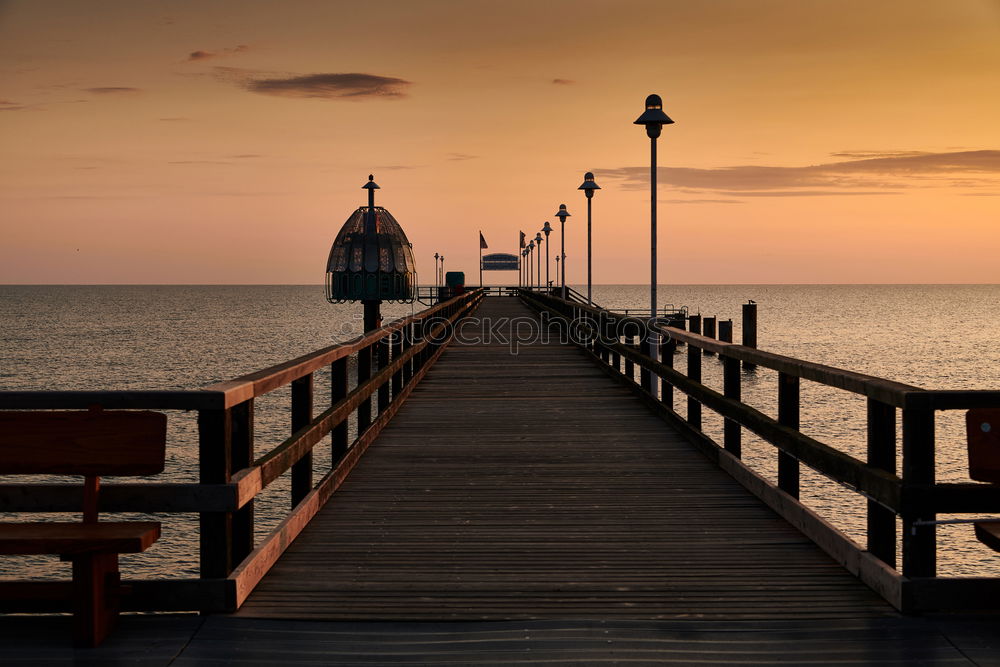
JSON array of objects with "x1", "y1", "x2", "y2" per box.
[{"x1": 325, "y1": 175, "x2": 416, "y2": 308}]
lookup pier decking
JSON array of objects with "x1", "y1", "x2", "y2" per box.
[{"x1": 236, "y1": 298, "x2": 890, "y2": 620}]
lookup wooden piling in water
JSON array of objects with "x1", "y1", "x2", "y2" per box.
[
  {"x1": 703, "y1": 316, "x2": 716, "y2": 356},
  {"x1": 742, "y1": 301, "x2": 757, "y2": 370}
]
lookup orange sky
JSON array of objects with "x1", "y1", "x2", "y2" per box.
[{"x1": 2, "y1": 0, "x2": 999, "y2": 284}]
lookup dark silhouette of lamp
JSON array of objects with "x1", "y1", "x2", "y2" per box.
[
  {"x1": 634, "y1": 94, "x2": 674, "y2": 371},
  {"x1": 554, "y1": 204, "x2": 571, "y2": 299},
  {"x1": 577, "y1": 172, "x2": 601, "y2": 305}
]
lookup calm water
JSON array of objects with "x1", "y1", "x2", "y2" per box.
[{"x1": 2, "y1": 285, "x2": 999, "y2": 579}]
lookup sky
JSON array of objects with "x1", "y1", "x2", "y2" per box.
[{"x1": 2, "y1": 0, "x2": 999, "y2": 284}]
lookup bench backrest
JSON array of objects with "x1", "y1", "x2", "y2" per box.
[{"x1": 0, "y1": 409, "x2": 167, "y2": 476}]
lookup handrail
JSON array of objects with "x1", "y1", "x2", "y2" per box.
[
  {"x1": 519, "y1": 288, "x2": 1000, "y2": 613},
  {"x1": 0, "y1": 287, "x2": 486, "y2": 614}
]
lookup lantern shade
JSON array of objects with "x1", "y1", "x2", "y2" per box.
[{"x1": 325, "y1": 206, "x2": 417, "y2": 303}]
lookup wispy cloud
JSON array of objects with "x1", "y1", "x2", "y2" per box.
[
  {"x1": 186, "y1": 45, "x2": 250, "y2": 62},
  {"x1": 376, "y1": 164, "x2": 422, "y2": 170},
  {"x1": 662, "y1": 198, "x2": 743, "y2": 204},
  {"x1": 245, "y1": 72, "x2": 411, "y2": 100},
  {"x1": 552, "y1": 78, "x2": 575, "y2": 85},
  {"x1": 0, "y1": 99, "x2": 28, "y2": 111},
  {"x1": 447, "y1": 153, "x2": 478, "y2": 161},
  {"x1": 159, "y1": 116, "x2": 190, "y2": 121},
  {"x1": 84, "y1": 87, "x2": 141, "y2": 95},
  {"x1": 601, "y1": 150, "x2": 1000, "y2": 198}
]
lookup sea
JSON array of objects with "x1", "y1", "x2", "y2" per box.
[{"x1": 1, "y1": 284, "x2": 999, "y2": 581}]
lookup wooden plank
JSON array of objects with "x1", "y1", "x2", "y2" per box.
[{"x1": 0, "y1": 521, "x2": 160, "y2": 555}]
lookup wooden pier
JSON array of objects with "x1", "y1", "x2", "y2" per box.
[{"x1": 2, "y1": 289, "x2": 1000, "y2": 663}]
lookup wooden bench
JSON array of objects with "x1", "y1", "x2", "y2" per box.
[
  {"x1": 0, "y1": 407, "x2": 167, "y2": 647},
  {"x1": 967, "y1": 408, "x2": 1000, "y2": 554}
]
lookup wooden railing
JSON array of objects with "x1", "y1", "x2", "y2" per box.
[
  {"x1": 0, "y1": 289, "x2": 484, "y2": 612},
  {"x1": 519, "y1": 289, "x2": 1000, "y2": 612}
]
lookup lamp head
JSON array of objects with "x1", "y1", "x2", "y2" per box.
[
  {"x1": 542, "y1": 221, "x2": 553, "y2": 235},
  {"x1": 535, "y1": 232, "x2": 543, "y2": 243},
  {"x1": 633, "y1": 94, "x2": 674, "y2": 139},
  {"x1": 361, "y1": 174, "x2": 380, "y2": 190},
  {"x1": 554, "y1": 204, "x2": 570, "y2": 222},
  {"x1": 578, "y1": 171, "x2": 601, "y2": 199},
  {"x1": 528, "y1": 240, "x2": 535, "y2": 250}
]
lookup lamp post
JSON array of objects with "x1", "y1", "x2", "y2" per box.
[
  {"x1": 542, "y1": 221, "x2": 552, "y2": 290},
  {"x1": 633, "y1": 93, "x2": 674, "y2": 368},
  {"x1": 577, "y1": 172, "x2": 601, "y2": 305},
  {"x1": 434, "y1": 253, "x2": 440, "y2": 287},
  {"x1": 527, "y1": 240, "x2": 535, "y2": 290},
  {"x1": 554, "y1": 204, "x2": 570, "y2": 299},
  {"x1": 521, "y1": 249, "x2": 526, "y2": 287},
  {"x1": 555, "y1": 255, "x2": 560, "y2": 287},
  {"x1": 534, "y1": 232, "x2": 543, "y2": 290}
]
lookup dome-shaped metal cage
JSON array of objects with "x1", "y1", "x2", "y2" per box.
[{"x1": 325, "y1": 206, "x2": 417, "y2": 303}]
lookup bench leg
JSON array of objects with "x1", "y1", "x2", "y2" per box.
[{"x1": 71, "y1": 551, "x2": 120, "y2": 647}]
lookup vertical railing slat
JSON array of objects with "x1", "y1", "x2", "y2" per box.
[
  {"x1": 777, "y1": 372, "x2": 799, "y2": 496},
  {"x1": 290, "y1": 373, "x2": 314, "y2": 507}
]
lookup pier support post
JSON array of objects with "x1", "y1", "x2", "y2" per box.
[
  {"x1": 291, "y1": 374, "x2": 314, "y2": 507},
  {"x1": 703, "y1": 316, "x2": 716, "y2": 356},
  {"x1": 718, "y1": 319, "x2": 733, "y2": 344},
  {"x1": 867, "y1": 399, "x2": 896, "y2": 567},
  {"x1": 777, "y1": 373, "x2": 799, "y2": 496},
  {"x1": 331, "y1": 357, "x2": 348, "y2": 462},
  {"x1": 902, "y1": 407, "x2": 936, "y2": 578},
  {"x1": 742, "y1": 301, "x2": 757, "y2": 370}
]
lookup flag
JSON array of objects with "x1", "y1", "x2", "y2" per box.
[
  {"x1": 480, "y1": 231, "x2": 488, "y2": 249},
  {"x1": 519, "y1": 231, "x2": 526, "y2": 248}
]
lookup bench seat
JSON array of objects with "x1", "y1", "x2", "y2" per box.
[{"x1": 0, "y1": 522, "x2": 160, "y2": 556}]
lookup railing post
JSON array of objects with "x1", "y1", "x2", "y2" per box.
[
  {"x1": 687, "y1": 315, "x2": 702, "y2": 428},
  {"x1": 198, "y1": 408, "x2": 233, "y2": 579},
  {"x1": 331, "y1": 357, "x2": 348, "y2": 462},
  {"x1": 402, "y1": 322, "x2": 414, "y2": 386},
  {"x1": 358, "y1": 341, "x2": 372, "y2": 433},
  {"x1": 660, "y1": 334, "x2": 675, "y2": 410},
  {"x1": 230, "y1": 400, "x2": 254, "y2": 564},
  {"x1": 902, "y1": 406, "x2": 935, "y2": 578},
  {"x1": 687, "y1": 337, "x2": 702, "y2": 429},
  {"x1": 610, "y1": 317, "x2": 621, "y2": 372},
  {"x1": 291, "y1": 373, "x2": 313, "y2": 507},
  {"x1": 377, "y1": 335, "x2": 390, "y2": 413},
  {"x1": 391, "y1": 327, "x2": 403, "y2": 398},
  {"x1": 624, "y1": 329, "x2": 635, "y2": 382},
  {"x1": 867, "y1": 398, "x2": 896, "y2": 567},
  {"x1": 723, "y1": 356, "x2": 742, "y2": 457},
  {"x1": 777, "y1": 372, "x2": 799, "y2": 495}
]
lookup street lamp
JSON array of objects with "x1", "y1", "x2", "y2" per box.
[
  {"x1": 534, "y1": 232, "x2": 543, "y2": 290},
  {"x1": 555, "y1": 255, "x2": 560, "y2": 287},
  {"x1": 634, "y1": 93, "x2": 674, "y2": 369},
  {"x1": 434, "y1": 252, "x2": 440, "y2": 287},
  {"x1": 577, "y1": 171, "x2": 601, "y2": 305},
  {"x1": 527, "y1": 240, "x2": 535, "y2": 290},
  {"x1": 542, "y1": 221, "x2": 553, "y2": 290},
  {"x1": 554, "y1": 204, "x2": 570, "y2": 299}
]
